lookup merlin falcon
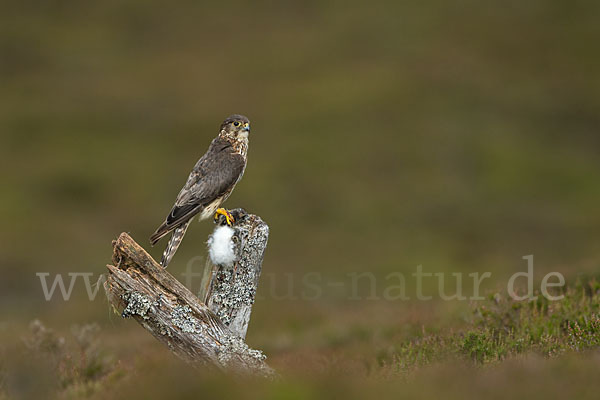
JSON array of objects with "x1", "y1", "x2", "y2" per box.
[{"x1": 150, "y1": 114, "x2": 250, "y2": 267}]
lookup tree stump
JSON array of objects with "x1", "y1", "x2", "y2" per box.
[{"x1": 103, "y1": 212, "x2": 274, "y2": 377}]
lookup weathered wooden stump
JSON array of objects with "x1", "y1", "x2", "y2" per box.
[
  {"x1": 103, "y1": 211, "x2": 273, "y2": 377},
  {"x1": 199, "y1": 208, "x2": 269, "y2": 339}
]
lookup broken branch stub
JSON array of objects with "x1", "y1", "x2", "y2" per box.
[{"x1": 199, "y1": 208, "x2": 269, "y2": 340}]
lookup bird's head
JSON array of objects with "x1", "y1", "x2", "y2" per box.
[{"x1": 220, "y1": 114, "x2": 250, "y2": 140}]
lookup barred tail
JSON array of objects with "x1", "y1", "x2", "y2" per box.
[{"x1": 160, "y1": 220, "x2": 191, "y2": 268}]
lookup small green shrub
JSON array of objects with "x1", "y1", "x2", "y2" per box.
[{"x1": 386, "y1": 282, "x2": 600, "y2": 372}]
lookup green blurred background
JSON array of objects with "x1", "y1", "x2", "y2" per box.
[{"x1": 1, "y1": 0, "x2": 600, "y2": 397}]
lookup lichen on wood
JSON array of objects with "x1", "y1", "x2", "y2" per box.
[
  {"x1": 104, "y1": 230, "x2": 274, "y2": 377},
  {"x1": 200, "y1": 209, "x2": 269, "y2": 339}
]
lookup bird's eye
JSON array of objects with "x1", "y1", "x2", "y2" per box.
[{"x1": 233, "y1": 122, "x2": 240, "y2": 127}]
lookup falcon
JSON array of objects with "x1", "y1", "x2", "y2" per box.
[{"x1": 150, "y1": 114, "x2": 250, "y2": 267}]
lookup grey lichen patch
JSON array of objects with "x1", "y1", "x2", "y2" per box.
[
  {"x1": 171, "y1": 305, "x2": 203, "y2": 334},
  {"x1": 217, "y1": 334, "x2": 267, "y2": 366},
  {"x1": 245, "y1": 223, "x2": 269, "y2": 252},
  {"x1": 210, "y1": 267, "x2": 257, "y2": 326},
  {"x1": 159, "y1": 324, "x2": 173, "y2": 337},
  {"x1": 121, "y1": 291, "x2": 156, "y2": 320}
]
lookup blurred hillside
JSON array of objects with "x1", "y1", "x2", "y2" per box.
[{"x1": 1, "y1": 0, "x2": 600, "y2": 397}]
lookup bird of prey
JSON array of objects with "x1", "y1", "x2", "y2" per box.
[{"x1": 150, "y1": 114, "x2": 250, "y2": 267}]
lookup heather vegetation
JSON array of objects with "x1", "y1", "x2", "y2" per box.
[{"x1": 1, "y1": 1, "x2": 599, "y2": 398}]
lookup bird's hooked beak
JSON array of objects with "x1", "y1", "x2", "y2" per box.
[{"x1": 243, "y1": 123, "x2": 250, "y2": 132}]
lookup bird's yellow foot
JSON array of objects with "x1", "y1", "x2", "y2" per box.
[{"x1": 214, "y1": 208, "x2": 235, "y2": 226}]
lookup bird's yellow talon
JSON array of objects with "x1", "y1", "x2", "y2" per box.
[{"x1": 214, "y1": 208, "x2": 235, "y2": 226}]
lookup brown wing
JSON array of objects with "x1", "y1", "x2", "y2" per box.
[{"x1": 150, "y1": 138, "x2": 246, "y2": 244}]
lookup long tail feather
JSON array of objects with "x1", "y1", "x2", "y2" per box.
[
  {"x1": 160, "y1": 220, "x2": 191, "y2": 268},
  {"x1": 150, "y1": 224, "x2": 170, "y2": 245}
]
